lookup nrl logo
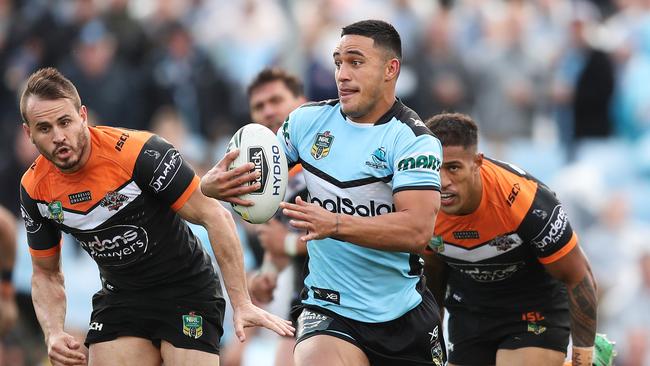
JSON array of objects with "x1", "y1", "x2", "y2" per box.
[
  {"x1": 311, "y1": 131, "x2": 334, "y2": 160},
  {"x1": 182, "y1": 312, "x2": 203, "y2": 339},
  {"x1": 47, "y1": 201, "x2": 64, "y2": 224},
  {"x1": 100, "y1": 191, "x2": 129, "y2": 211}
]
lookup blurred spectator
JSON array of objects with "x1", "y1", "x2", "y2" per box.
[
  {"x1": 550, "y1": 1, "x2": 615, "y2": 152},
  {"x1": 144, "y1": 21, "x2": 233, "y2": 139},
  {"x1": 411, "y1": 6, "x2": 472, "y2": 117},
  {"x1": 468, "y1": 1, "x2": 547, "y2": 143},
  {"x1": 0, "y1": 127, "x2": 39, "y2": 216},
  {"x1": 103, "y1": 0, "x2": 150, "y2": 67},
  {"x1": 59, "y1": 20, "x2": 143, "y2": 129}
]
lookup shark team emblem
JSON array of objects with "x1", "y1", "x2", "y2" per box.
[{"x1": 311, "y1": 131, "x2": 334, "y2": 160}]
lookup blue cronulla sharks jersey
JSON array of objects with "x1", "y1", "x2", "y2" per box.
[{"x1": 276, "y1": 99, "x2": 442, "y2": 323}]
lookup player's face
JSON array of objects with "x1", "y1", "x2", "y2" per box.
[
  {"x1": 333, "y1": 35, "x2": 392, "y2": 121},
  {"x1": 439, "y1": 145, "x2": 483, "y2": 215},
  {"x1": 23, "y1": 97, "x2": 91, "y2": 173},
  {"x1": 249, "y1": 80, "x2": 305, "y2": 133}
]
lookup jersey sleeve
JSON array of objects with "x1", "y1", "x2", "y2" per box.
[
  {"x1": 132, "y1": 135, "x2": 199, "y2": 211},
  {"x1": 392, "y1": 133, "x2": 442, "y2": 193},
  {"x1": 518, "y1": 184, "x2": 578, "y2": 264},
  {"x1": 19, "y1": 185, "x2": 62, "y2": 258},
  {"x1": 277, "y1": 111, "x2": 301, "y2": 164}
]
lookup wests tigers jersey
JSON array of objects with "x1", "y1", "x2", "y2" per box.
[
  {"x1": 433, "y1": 158, "x2": 577, "y2": 313},
  {"x1": 20, "y1": 126, "x2": 220, "y2": 297}
]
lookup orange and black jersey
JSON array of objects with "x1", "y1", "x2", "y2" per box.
[
  {"x1": 432, "y1": 158, "x2": 577, "y2": 313},
  {"x1": 20, "y1": 126, "x2": 219, "y2": 297}
]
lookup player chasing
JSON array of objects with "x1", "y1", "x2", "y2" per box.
[
  {"x1": 423, "y1": 113, "x2": 603, "y2": 366},
  {"x1": 203, "y1": 19, "x2": 446, "y2": 366},
  {"x1": 19, "y1": 67, "x2": 293, "y2": 366}
]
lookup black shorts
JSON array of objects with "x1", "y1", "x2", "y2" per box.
[
  {"x1": 447, "y1": 307, "x2": 570, "y2": 365},
  {"x1": 85, "y1": 288, "x2": 226, "y2": 355},
  {"x1": 293, "y1": 289, "x2": 446, "y2": 366}
]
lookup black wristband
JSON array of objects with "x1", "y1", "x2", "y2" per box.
[{"x1": 1, "y1": 269, "x2": 12, "y2": 283}]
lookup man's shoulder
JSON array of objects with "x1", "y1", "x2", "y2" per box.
[
  {"x1": 91, "y1": 126, "x2": 154, "y2": 167},
  {"x1": 298, "y1": 99, "x2": 340, "y2": 110},
  {"x1": 21, "y1": 155, "x2": 50, "y2": 196}
]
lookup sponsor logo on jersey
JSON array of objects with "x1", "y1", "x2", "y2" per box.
[
  {"x1": 428, "y1": 235, "x2": 445, "y2": 253},
  {"x1": 47, "y1": 201, "x2": 64, "y2": 224},
  {"x1": 68, "y1": 191, "x2": 92, "y2": 205},
  {"x1": 310, "y1": 196, "x2": 394, "y2": 217},
  {"x1": 532, "y1": 209, "x2": 548, "y2": 220},
  {"x1": 429, "y1": 325, "x2": 444, "y2": 366},
  {"x1": 311, "y1": 286, "x2": 340, "y2": 305},
  {"x1": 114, "y1": 132, "x2": 130, "y2": 151},
  {"x1": 365, "y1": 147, "x2": 388, "y2": 169},
  {"x1": 506, "y1": 183, "x2": 521, "y2": 206},
  {"x1": 100, "y1": 191, "x2": 129, "y2": 211},
  {"x1": 311, "y1": 131, "x2": 334, "y2": 160},
  {"x1": 144, "y1": 149, "x2": 161, "y2": 159},
  {"x1": 21, "y1": 204, "x2": 42, "y2": 234},
  {"x1": 182, "y1": 312, "x2": 203, "y2": 339},
  {"x1": 410, "y1": 118, "x2": 426, "y2": 128},
  {"x1": 450, "y1": 262, "x2": 525, "y2": 282},
  {"x1": 397, "y1": 154, "x2": 441, "y2": 172},
  {"x1": 149, "y1": 149, "x2": 182, "y2": 193},
  {"x1": 532, "y1": 205, "x2": 568, "y2": 251},
  {"x1": 77, "y1": 225, "x2": 148, "y2": 265},
  {"x1": 488, "y1": 234, "x2": 521, "y2": 251},
  {"x1": 453, "y1": 230, "x2": 479, "y2": 240}
]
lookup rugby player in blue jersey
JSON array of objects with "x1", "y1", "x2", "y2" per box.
[{"x1": 203, "y1": 20, "x2": 445, "y2": 366}]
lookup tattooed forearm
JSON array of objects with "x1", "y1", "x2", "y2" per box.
[{"x1": 568, "y1": 271, "x2": 598, "y2": 347}]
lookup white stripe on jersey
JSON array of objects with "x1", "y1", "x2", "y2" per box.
[
  {"x1": 37, "y1": 181, "x2": 142, "y2": 231},
  {"x1": 440, "y1": 233, "x2": 524, "y2": 262}
]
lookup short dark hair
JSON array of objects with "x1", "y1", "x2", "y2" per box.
[
  {"x1": 425, "y1": 113, "x2": 478, "y2": 149},
  {"x1": 341, "y1": 20, "x2": 402, "y2": 60},
  {"x1": 247, "y1": 67, "x2": 304, "y2": 98},
  {"x1": 20, "y1": 67, "x2": 81, "y2": 124}
]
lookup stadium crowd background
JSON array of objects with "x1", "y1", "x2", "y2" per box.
[{"x1": 0, "y1": 0, "x2": 649, "y2": 365}]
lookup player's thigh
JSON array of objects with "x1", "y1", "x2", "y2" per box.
[
  {"x1": 160, "y1": 340, "x2": 219, "y2": 366},
  {"x1": 274, "y1": 336, "x2": 296, "y2": 366},
  {"x1": 294, "y1": 334, "x2": 369, "y2": 366},
  {"x1": 496, "y1": 347, "x2": 565, "y2": 366},
  {"x1": 89, "y1": 336, "x2": 161, "y2": 366}
]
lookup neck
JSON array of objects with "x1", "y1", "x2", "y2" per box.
[{"x1": 461, "y1": 173, "x2": 484, "y2": 215}]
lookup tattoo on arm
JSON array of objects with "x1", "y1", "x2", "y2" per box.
[{"x1": 569, "y1": 272, "x2": 598, "y2": 347}]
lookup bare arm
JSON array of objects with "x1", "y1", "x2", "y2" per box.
[
  {"x1": 32, "y1": 253, "x2": 86, "y2": 365},
  {"x1": 544, "y1": 245, "x2": 598, "y2": 365},
  {"x1": 0, "y1": 205, "x2": 16, "y2": 281},
  {"x1": 177, "y1": 189, "x2": 294, "y2": 341},
  {"x1": 281, "y1": 190, "x2": 440, "y2": 253}
]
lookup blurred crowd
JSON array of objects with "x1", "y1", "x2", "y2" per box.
[{"x1": 0, "y1": 0, "x2": 649, "y2": 365}]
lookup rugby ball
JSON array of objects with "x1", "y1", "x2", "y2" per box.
[{"x1": 227, "y1": 123, "x2": 288, "y2": 223}]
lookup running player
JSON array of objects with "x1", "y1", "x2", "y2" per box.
[
  {"x1": 423, "y1": 113, "x2": 598, "y2": 366},
  {"x1": 0, "y1": 204, "x2": 17, "y2": 337},
  {"x1": 18, "y1": 67, "x2": 293, "y2": 366},
  {"x1": 203, "y1": 20, "x2": 445, "y2": 366}
]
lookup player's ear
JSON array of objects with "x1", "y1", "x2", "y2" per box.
[
  {"x1": 385, "y1": 58, "x2": 400, "y2": 81},
  {"x1": 79, "y1": 105, "x2": 88, "y2": 125},
  {"x1": 474, "y1": 152, "x2": 484, "y2": 170},
  {"x1": 22, "y1": 123, "x2": 33, "y2": 143}
]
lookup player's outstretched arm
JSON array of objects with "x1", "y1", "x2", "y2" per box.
[
  {"x1": 200, "y1": 149, "x2": 261, "y2": 206},
  {"x1": 0, "y1": 205, "x2": 18, "y2": 337},
  {"x1": 280, "y1": 189, "x2": 440, "y2": 253},
  {"x1": 177, "y1": 189, "x2": 295, "y2": 342},
  {"x1": 544, "y1": 245, "x2": 598, "y2": 366},
  {"x1": 32, "y1": 254, "x2": 87, "y2": 365}
]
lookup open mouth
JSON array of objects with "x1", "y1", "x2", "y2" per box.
[
  {"x1": 55, "y1": 146, "x2": 72, "y2": 159},
  {"x1": 441, "y1": 192, "x2": 456, "y2": 206}
]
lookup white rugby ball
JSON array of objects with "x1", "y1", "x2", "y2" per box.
[{"x1": 227, "y1": 123, "x2": 288, "y2": 224}]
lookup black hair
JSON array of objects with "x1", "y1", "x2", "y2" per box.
[
  {"x1": 425, "y1": 113, "x2": 478, "y2": 149},
  {"x1": 341, "y1": 20, "x2": 402, "y2": 60}
]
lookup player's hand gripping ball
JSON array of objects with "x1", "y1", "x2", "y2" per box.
[{"x1": 227, "y1": 124, "x2": 288, "y2": 223}]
